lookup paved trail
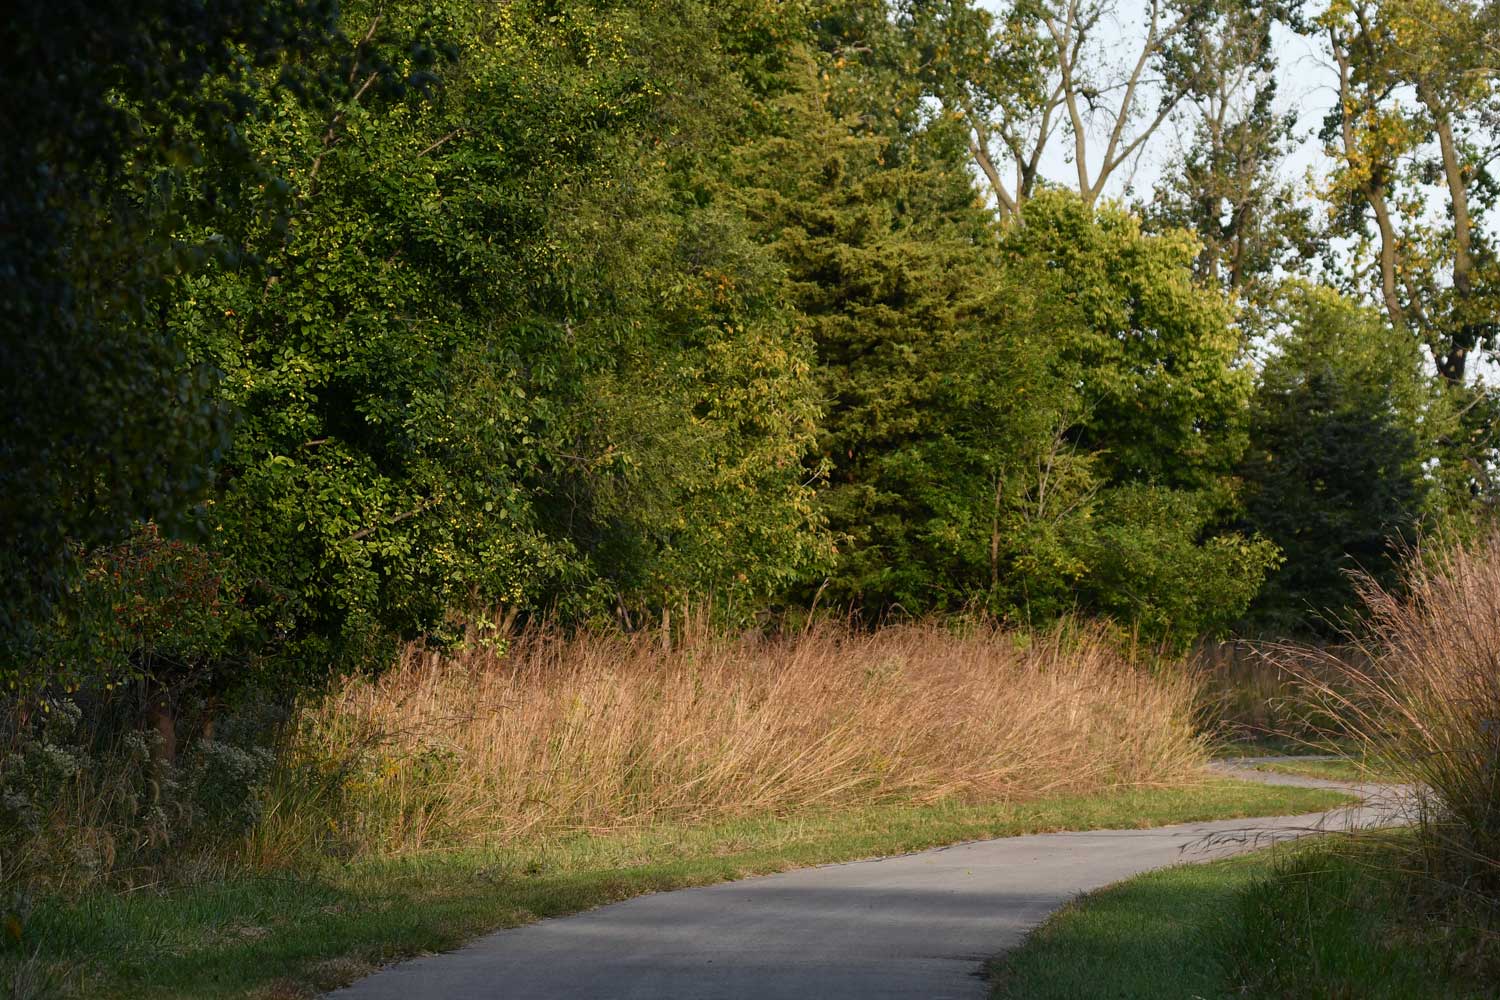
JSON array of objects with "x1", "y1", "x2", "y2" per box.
[{"x1": 330, "y1": 763, "x2": 1407, "y2": 1000}]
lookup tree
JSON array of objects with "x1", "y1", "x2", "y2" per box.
[
  {"x1": 167, "y1": 0, "x2": 828, "y2": 675},
  {"x1": 0, "y1": 0, "x2": 340, "y2": 682},
  {"x1": 908, "y1": 0, "x2": 1219, "y2": 218},
  {"x1": 1146, "y1": 0, "x2": 1313, "y2": 302},
  {"x1": 1239, "y1": 284, "x2": 1443, "y2": 633},
  {"x1": 741, "y1": 70, "x2": 1276, "y2": 639},
  {"x1": 541, "y1": 0, "x2": 832, "y2": 622},
  {"x1": 999, "y1": 191, "x2": 1253, "y2": 491},
  {"x1": 1315, "y1": 0, "x2": 1500, "y2": 386},
  {"x1": 999, "y1": 191, "x2": 1279, "y2": 642},
  {"x1": 731, "y1": 35, "x2": 1024, "y2": 610},
  {"x1": 1082, "y1": 483, "x2": 1282, "y2": 643}
]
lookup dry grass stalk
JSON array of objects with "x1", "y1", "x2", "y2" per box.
[
  {"x1": 1275, "y1": 529, "x2": 1500, "y2": 893},
  {"x1": 255, "y1": 619, "x2": 1208, "y2": 861},
  {"x1": 1193, "y1": 640, "x2": 1363, "y2": 745}
]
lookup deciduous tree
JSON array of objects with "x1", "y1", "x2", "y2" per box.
[{"x1": 1316, "y1": 0, "x2": 1500, "y2": 385}]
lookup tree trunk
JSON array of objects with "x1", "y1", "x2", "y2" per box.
[
  {"x1": 146, "y1": 693, "x2": 177, "y2": 766},
  {"x1": 990, "y1": 473, "x2": 1005, "y2": 590}
]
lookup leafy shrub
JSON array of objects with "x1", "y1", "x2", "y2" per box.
[
  {"x1": 181, "y1": 741, "x2": 275, "y2": 837},
  {"x1": 1084, "y1": 485, "x2": 1280, "y2": 648},
  {"x1": 76, "y1": 522, "x2": 253, "y2": 690}
]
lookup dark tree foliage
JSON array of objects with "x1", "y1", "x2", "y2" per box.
[
  {"x1": 1, "y1": 0, "x2": 341, "y2": 677},
  {"x1": 731, "y1": 15, "x2": 1274, "y2": 640},
  {"x1": 1239, "y1": 287, "x2": 1439, "y2": 634},
  {"x1": 730, "y1": 9, "x2": 1038, "y2": 613},
  {"x1": 8, "y1": 0, "x2": 1447, "y2": 698}
]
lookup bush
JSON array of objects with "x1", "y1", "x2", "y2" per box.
[{"x1": 0, "y1": 700, "x2": 275, "y2": 899}]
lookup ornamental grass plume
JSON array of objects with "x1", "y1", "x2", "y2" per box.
[{"x1": 1277, "y1": 530, "x2": 1500, "y2": 897}]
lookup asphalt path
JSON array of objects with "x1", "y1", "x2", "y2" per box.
[{"x1": 329, "y1": 761, "x2": 1408, "y2": 1000}]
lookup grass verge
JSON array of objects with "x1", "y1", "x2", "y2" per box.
[
  {"x1": 3, "y1": 779, "x2": 1346, "y2": 1000},
  {"x1": 1210, "y1": 734, "x2": 1400, "y2": 782},
  {"x1": 990, "y1": 832, "x2": 1492, "y2": 1000},
  {"x1": 1210, "y1": 734, "x2": 1362, "y2": 758},
  {"x1": 989, "y1": 851, "x2": 1267, "y2": 999}
]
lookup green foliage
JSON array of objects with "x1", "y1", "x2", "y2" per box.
[
  {"x1": 8, "y1": 0, "x2": 1391, "y2": 694},
  {"x1": 999, "y1": 191, "x2": 1253, "y2": 491},
  {"x1": 992, "y1": 192, "x2": 1277, "y2": 643},
  {"x1": 1081, "y1": 485, "x2": 1280, "y2": 643},
  {"x1": 731, "y1": 35, "x2": 1032, "y2": 611},
  {"x1": 0, "y1": 0, "x2": 342, "y2": 681},
  {"x1": 165, "y1": 0, "x2": 826, "y2": 676},
  {"x1": 1239, "y1": 285, "x2": 1443, "y2": 633},
  {"x1": 172, "y1": 0, "x2": 572, "y2": 667},
  {"x1": 736, "y1": 73, "x2": 1272, "y2": 640},
  {"x1": 1313, "y1": 0, "x2": 1500, "y2": 387}
]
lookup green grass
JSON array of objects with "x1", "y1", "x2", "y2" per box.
[
  {"x1": 1, "y1": 779, "x2": 1347, "y2": 1000},
  {"x1": 989, "y1": 852, "x2": 1268, "y2": 999},
  {"x1": 991, "y1": 832, "x2": 1491, "y2": 999},
  {"x1": 1212, "y1": 733, "x2": 1319, "y2": 758},
  {"x1": 1211, "y1": 733, "x2": 1365, "y2": 759},
  {"x1": 1210, "y1": 734, "x2": 1403, "y2": 782},
  {"x1": 1224, "y1": 837, "x2": 1492, "y2": 998}
]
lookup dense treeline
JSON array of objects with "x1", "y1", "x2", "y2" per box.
[{"x1": 4, "y1": 0, "x2": 1498, "y2": 720}]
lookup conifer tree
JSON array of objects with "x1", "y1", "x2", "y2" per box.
[
  {"x1": 1240, "y1": 286, "x2": 1444, "y2": 634},
  {"x1": 732, "y1": 23, "x2": 1070, "y2": 611}
]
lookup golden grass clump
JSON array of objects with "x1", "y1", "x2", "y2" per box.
[
  {"x1": 1287, "y1": 530, "x2": 1500, "y2": 891},
  {"x1": 256, "y1": 620, "x2": 1208, "y2": 860}
]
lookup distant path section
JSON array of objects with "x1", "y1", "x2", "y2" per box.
[{"x1": 329, "y1": 763, "x2": 1407, "y2": 1000}]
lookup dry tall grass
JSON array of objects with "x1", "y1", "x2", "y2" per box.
[
  {"x1": 1284, "y1": 530, "x2": 1500, "y2": 892},
  {"x1": 255, "y1": 620, "x2": 1208, "y2": 861},
  {"x1": 1194, "y1": 640, "x2": 1363, "y2": 745}
]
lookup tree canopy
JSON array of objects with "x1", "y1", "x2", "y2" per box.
[{"x1": 5, "y1": 0, "x2": 1498, "y2": 701}]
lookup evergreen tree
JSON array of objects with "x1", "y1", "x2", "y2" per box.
[
  {"x1": 1240, "y1": 285, "x2": 1444, "y2": 634},
  {"x1": 731, "y1": 25, "x2": 1072, "y2": 612}
]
